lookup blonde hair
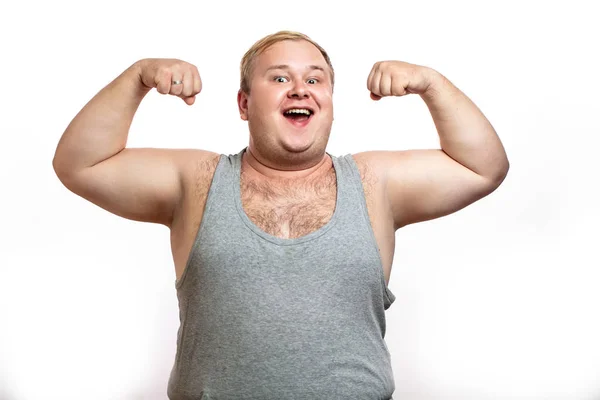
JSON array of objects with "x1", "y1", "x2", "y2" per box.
[{"x1": 239, "y1": 30, "x2": 335, "y2": 95}]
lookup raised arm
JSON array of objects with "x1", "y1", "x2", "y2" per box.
[
  {"x1": 52, "y1": 58, "x2": 203, "y2": 227},
  {"x1": 362, "y1": 60, "x2": 509, "y2": 229}
]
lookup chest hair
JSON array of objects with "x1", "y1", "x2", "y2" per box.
[{"x1": 240, "y1": 169, "x2": 337, "y2": 239}]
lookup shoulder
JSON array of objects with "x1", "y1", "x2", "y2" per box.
[
  {"x1": 346, "y1": 151, "x2": 394, "y2": 214},
  {"x1": 348, "y1": 151, "x2": 387, "y2": 189},
  {"x1": 176, "y1": 149, "x2": 222, "y2": 194},
  {"x1": 170, "y1": 148, "x2": 222, "y2": 226}
]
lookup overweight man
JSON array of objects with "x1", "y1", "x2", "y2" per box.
[{"x1": 53, "y1": 30, "x2": 509, "y2": 400}]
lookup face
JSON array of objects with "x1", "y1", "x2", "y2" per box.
[{"x1": 237, "y1": 40, "x2": 334, "y2": 170}]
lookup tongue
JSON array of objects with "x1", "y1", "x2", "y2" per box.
[{"x1": 285, "y1": 114, "x2": 310, "y2": 123}]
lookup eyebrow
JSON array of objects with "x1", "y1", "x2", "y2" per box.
[{"x1": 265, "y1": 64, "x2": 326, "y2": 74}]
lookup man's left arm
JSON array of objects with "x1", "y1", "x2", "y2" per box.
[
  {"x1": 364, "y1": 61, "x2": 510, "y2": 229},
  {"x1": 420, "y1": 69, "x2": 509, "y2": 182}
]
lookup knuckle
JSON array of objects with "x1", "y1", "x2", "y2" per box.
[
  {"x1": 157, "y1": 72, "x2": 171, "y2": 86},
  {"x1": 157, "y1": 65, "x2": 171, "y2": 76}
]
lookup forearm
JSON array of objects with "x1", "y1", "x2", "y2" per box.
[
  {"x1": 421, "y1": 69, "x2": 509, "y2": 182},
  {"x1": 52, "y1": 61, "x2": 151, "y2": 176}
]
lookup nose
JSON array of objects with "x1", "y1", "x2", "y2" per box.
[{"x1": 288, "y1": 81, "x2": 310, "y2": 99}]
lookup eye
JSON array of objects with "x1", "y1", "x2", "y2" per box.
[
  {"x1": 274, "y1": 76, "x2": 289, "y2": 83},
  {"x1": 307, "y1": 78, "x2": 318, "y2": 84}
]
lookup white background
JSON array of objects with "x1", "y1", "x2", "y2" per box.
[{"x1": 1, "y1": 0, "x2": 598, "y2": 399}]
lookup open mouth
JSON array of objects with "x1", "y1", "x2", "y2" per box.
[{"x1": 283, "y1": 108, "x2": 314, "y2": 126}]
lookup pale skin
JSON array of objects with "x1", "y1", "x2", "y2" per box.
[{"x1": 52, "y1": 39, "x2": 509, "y2": 286}]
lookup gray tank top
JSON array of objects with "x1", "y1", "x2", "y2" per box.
[{"x1": 167, "y1": 147, "x2": 396, "y2": 399}]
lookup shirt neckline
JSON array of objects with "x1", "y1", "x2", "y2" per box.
[{"x1": 232, "y1": 147, "x2": 342, "y2": 246}]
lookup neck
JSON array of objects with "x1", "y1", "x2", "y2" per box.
[{"x1": 241, "y1": 147, "x2": 331, "y2": 183}]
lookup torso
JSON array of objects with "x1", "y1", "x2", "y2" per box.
[{"x1": 169, "y1": 150, "x2": 396, "y2": 285}]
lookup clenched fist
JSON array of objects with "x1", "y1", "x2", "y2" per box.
[
  {"x1": 137, "y1": 58, "x2": 202, "y2": 105},
  {"x1": 367, "y1": 60, "x2": 436, "y2": 100}
]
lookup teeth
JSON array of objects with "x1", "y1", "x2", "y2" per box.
[{"x1": 284, "y1": 108, "x2": 312, "y2": 115}]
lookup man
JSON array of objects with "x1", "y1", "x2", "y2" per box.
[{"x1": 53, "y1": 31, "x2": 509, "y2": 399}]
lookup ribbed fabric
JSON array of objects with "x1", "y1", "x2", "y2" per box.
[{"x1": 167, "y1": 147, "x2": 396, "y2": 400}]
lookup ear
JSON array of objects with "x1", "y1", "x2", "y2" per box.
[{"x1": 237, "y1": 90, "x2": 249, "y2": 121}]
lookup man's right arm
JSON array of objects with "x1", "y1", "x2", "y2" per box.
[{"x1": 52, "y1": 59, "x2": 203, "y2": 228}]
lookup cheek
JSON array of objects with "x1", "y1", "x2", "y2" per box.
[
  {"x1": 315, "y1": 90, "x2": 333, "y2": 105},
  {"x1": 252, "y1": 92, "x2": 284, "y2": 114},
  {"x1": 248, "y1": 102, "x2": 279, "y2": 123}
]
